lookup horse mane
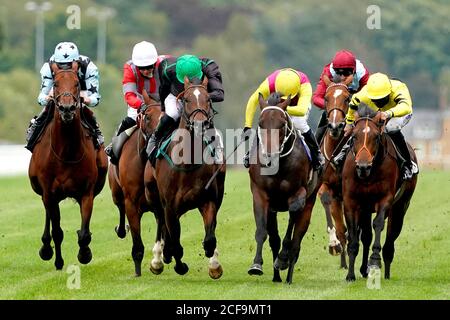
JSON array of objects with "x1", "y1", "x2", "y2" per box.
[
  {"x1": 357, "y1": 102, "x2": 377, "y2": 118},
  {"x1": 189, "y1": 77, "x2": 203, "y2": 85},
  {"x1": 267, "y1": 92, "x2": 282, "y2": 106}
]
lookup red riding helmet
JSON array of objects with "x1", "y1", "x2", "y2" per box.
[{"x1": 332, "y1": 50, "x2": 356, "y2": 71}]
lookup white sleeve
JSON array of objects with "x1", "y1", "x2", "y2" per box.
[
  {"x1": 84, "y1": 61, "x2": 100, "y2": 107},
  {"x1": 38, "y1": 63, "x2": 53, "y2": 106}
]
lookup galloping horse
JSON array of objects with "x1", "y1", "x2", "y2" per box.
[
  {"x1": 108, "y1": 91, "x2": 165, "y2": 276},
  {"x1": 144, "y1": 76, "x2": 225, "y2": 279},
  {"x1": 28, "y1": 61, "x2": 108, "y2": 270},
  {"x1": 247, "y1": 92, "x2": 320, "y2": 284},
  {"x1": 342, "y1": 104, "x2": 417, "y2": 281},
  {"x1": 317, "y1": 75, "x2": 353, "y2": 269}
]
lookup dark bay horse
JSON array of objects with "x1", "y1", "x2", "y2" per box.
[
  {"x1": 28, "y1": 61, "x2": 108, "y2": 270},
  {"x1": 317, "y1": 75, "x2": 353, "y2": 269},
  {"x1": 108, "y1": 91, "x2": 165, "y2": 276},
  {"x1": 247, "y1": 92, "x2": 320, "y2": 284},
  {"x1": 342, "y1": 104, "x2": 417, "y2": 281},
  {"x1": 144, "y1": 76, "x2": 225, "y2": 279}
]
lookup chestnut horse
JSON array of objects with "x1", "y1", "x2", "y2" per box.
[
  {"x1": 144, "y1": 76, "x2": 225, "y2": 279},
  {"x1": 342, "y1": 104, "x2": 417, "y2": 281},
  {"x1": 28, "y1": 61, "x2": 108, "y2": 270},
  {"x1": 247, "y1": 92, "x2": 320, "y2": 284},
  {"x1": 317, "y1": 75, "x2": 353, "y2": 269},
  {"x1": 108, "y1": 91, "x2": 165, "y2": 276}
]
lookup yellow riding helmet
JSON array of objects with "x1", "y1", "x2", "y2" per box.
[
  {"x1": 275, "y1": 69, "x2": 300, "y2": 99},
  {"x1": 366, "y1": 73, "x2": 392, "y2": 100}
]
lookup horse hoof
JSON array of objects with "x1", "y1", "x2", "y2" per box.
[
  {"x1": 248, "y1": 264, "x2": 263, "y2": 276},
  {"x1": 39, "y1": 246, "x2": 53, "y2": 261},
  {"x1": 209, "y1": 265, "x2": 223, "y2": 280},
  {"x1": 174, "y1": 262, "x2": 189, "y2": 275},
  {"x1": 274, "y1": 257, "x2": 288, "y2": 271},
  {"x1": 54, "y1": 259, "x2": 64, "y2": 270},
  {"x1": 328, "y1": 244, "x2": 342, "y2": 256},
  {"x1": 115, "y1": 225, "x2": 127, "y2": 239},
  {"x1": 150, "y1": 262, "x2": 164, "y2": 275},
  {"x1": 346, "y1": 274, "x2": 356, "y2": 282},
  {"x1": 78, "y1": 247, "x2": 92, "y2": 264}
]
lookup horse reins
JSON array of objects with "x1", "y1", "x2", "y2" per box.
[{"x1": 257, "y1": 106, "x2": 297, "y2": 159}]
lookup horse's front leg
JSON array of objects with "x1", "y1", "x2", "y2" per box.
[
  {"x1": 248, "y1": 188, "x2": 269, "y2": 277},
  {"x1": 369, "y1": 200, "x2": 391, "y2": 269},
  {"x1": 164, "y1": 205, "x2": 188, "y2": 276},
  {"x1": 319, "y1": 184, "x2": 342, "y2": 256},
  {"x1": 344, "y1": 200, "x2": 360, "y2": 282},
  {"x1": 149, "y1": 209, "x2": 165, "y2": 275},
  {"x1": 200, "y1": 201, "x2": 222, "y2": 279},
  {"x1": 43, "y1": 194, "x2": 64, "y2": 270},
  {"x1": 39, "y1": 202, "x2": 53, "y2": 262},
  {"x1": 77, "y1": 193, "x2": 94, "y2": 265},
  {"x1": 267, "y1": 210, "x2": 281, "y2": 282}
]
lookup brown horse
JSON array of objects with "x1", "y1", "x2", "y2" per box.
[
  {"x1": 342, "y1": 104, "x2": 417, "y2": 281},
  {"x1": 247, "y1": 92, "x2": 320, "y2": 284},
  {"x1": 28, "y1": 61, "x2": 108, "y2": 270},
  {"x1": 108, "y1": 91, "x2": 165, "y2": 276},
  {"x1": 317, "y1": 75, "x2": 353, "y2": 269},
  {"x1": 144, "y1": 76, "x2": 225, "y2": 279}
]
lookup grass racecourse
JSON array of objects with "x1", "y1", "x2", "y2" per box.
[{"x1": 0, "y1": 169, "x2": 449, "y2": 300}]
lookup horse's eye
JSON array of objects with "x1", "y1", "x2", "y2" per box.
[{"x1": 75, "y1": 82, "x2": 79, "y2": 87}]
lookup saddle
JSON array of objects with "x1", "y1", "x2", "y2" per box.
[{"x1": 109, "y1": 126, "x2": 138, "y2": 165}]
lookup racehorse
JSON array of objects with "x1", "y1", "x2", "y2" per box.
[
  {"x1": 317, "y1": 75, "x2": 353, "y2": 269},
  {"x1": 108, "y1": 90, "x2": 165, "y2": 276},
  {"x1": 144, "y1": 76, "x2": 225, "y2": 279},
  {"x1": 28, "y1": 61, "x2": 108, "y2": 270},
  {"x1": 342, "y1": 103, "x2": 417, "y2": 281},
  {"x1": 247, "y1": 92, "x2": 320, "y2": 284}
]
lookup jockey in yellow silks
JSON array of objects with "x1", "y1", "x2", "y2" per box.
[
  {"x1": 333, "y1": 72, "x2": 418, "y2": 180},
  {"x1": 243, "y1": 68, "x2": 324, "y2": 171}
]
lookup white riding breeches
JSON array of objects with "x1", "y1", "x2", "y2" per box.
[
  {"x1": 164, "y1": 93, "x2": 183, "y2": 121},
  {"x1": 385, "y1": 113, "x2": 412, "y2": 133},
  {"x1": 291, "y1": 105, "x2": 311, "y2": 133}
]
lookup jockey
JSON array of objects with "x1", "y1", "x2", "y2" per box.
[
  {"x1": 332, "y1": 72, "x2": 419, "y2": 180},
  {"x1": 146, "y1": 54, "x2": 224, "y2": 158},
  {"x1": 105, "y1": 41, "x2": 169, "y2": 164},
  {"x1": 312, "y1": 49, "x2": 370, "y2": 144},
  {"x1": 243, "y1": 68, "x2": 325, "y2": 172},
  {"x1": 25, "y1": 41, "x2": 103, "y2": 151}
]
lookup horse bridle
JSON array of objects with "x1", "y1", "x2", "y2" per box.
[
  {"x1": 178, "y1": 84, "x2": 217, "y2": 131},
  {"x1": 52, "y1": 69, "x2": 81, "y2": 112},
  {"x1": 325, "y1": 83, "x2": 350, "y2": 129},
  {"x1": 257, "y1": 106, "x2": 297, "y2": 159},
  {"x1": 351, "y1": 117, "x2": 383, "y2": 166}
]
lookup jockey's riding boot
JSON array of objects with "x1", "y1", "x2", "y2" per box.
[
  {"x1": 146, "y1": 114, "x2": 175, "y2": 160},
  {"x1": 25, "y1": 107, "x2": 49, "y2": 152},
  {"x1": 82, "y1": 106, "x2": 104, "y2": 148},
  {"x1": 303, "y1": 129, "x2": 325, "y2": 173},
  {"x1": 116, "y1": 116, "x2": 137, "y2": 136},
  {"x1": 331, "y1": 138, "x2": 353, "y2": 170},
  {"x1": 388, "y1": 130, "x2": 418, "y2": 180},
  {"x1": 315, "y1": 110, "x2": 328, "y2": 145}
]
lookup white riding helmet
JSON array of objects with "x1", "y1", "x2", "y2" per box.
[
  {"x1": 132, "y1": 41, "x2": 158, "y2": 67},
  {"x1": 53, "y1": 42, "x2": 80, "y2": 63}
]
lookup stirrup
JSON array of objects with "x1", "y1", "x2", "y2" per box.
[{"x1": 243, "y1": 152, "x2": 250, "y2": 168}]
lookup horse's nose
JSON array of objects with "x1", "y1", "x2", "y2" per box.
[{"x1": 356, "y1": 163, "x2": 372, "y2": 178}]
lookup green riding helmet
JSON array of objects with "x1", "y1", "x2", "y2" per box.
[{"x1": 175, "y1": 54, "x2": 203, "y2": 83}]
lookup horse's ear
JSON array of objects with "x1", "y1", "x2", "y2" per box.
[
  {"x1": 50, "y1": 62, "x2": 59, "y2": 74},
  {"x1": 279, "y1": 95, "x2": 291, "y2": 110},
  {"x1": 184, "y1": 76, "x2": 190, "y2": 88},
  {"x1": 258, "y1": 92, "x2": 268, "y2": 110},
  {"x1": 323, "y1": 74, "x2": 332, "y2": 87},
  {"x1": 142, "y1": 89, "x2": 153, "y2": 106},
  {"x1": 344, "y1": 74, "x2": 354, "y2": 86},
  {"x1": 71, "y1": 61, "x2": 79, "y2": 72},
  {"x1": 202, "y1": 76, "x2": 208, "y2": 87},
  {"x1": 374, "y1": 112, "x2": 387, "y2": 131}
]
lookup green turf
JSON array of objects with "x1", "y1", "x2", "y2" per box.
[{"x1": 0, "y1": 169, "x2": 449, "y2": 300}]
